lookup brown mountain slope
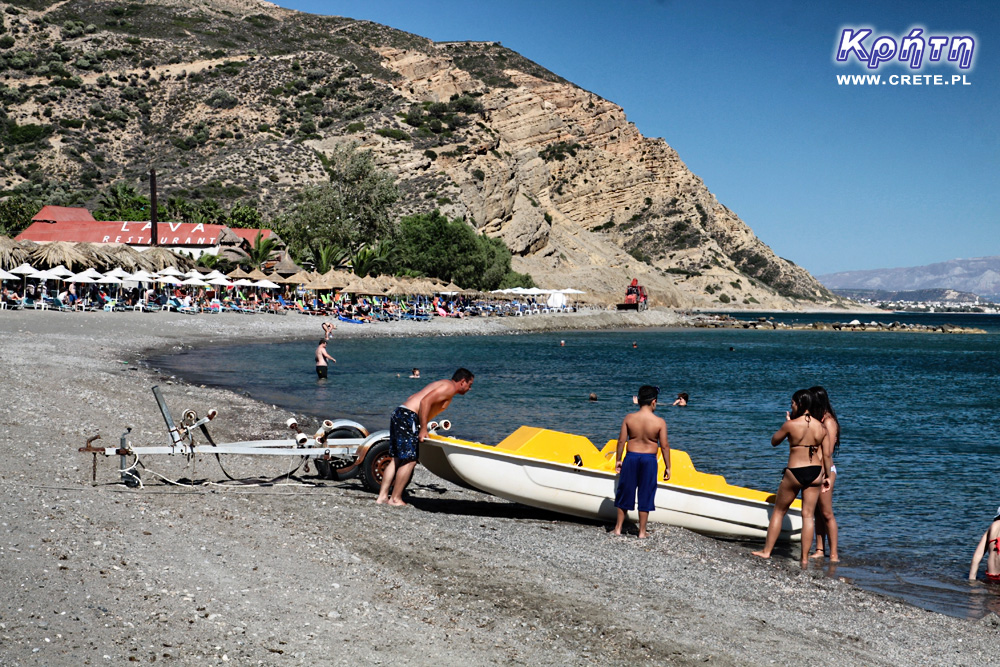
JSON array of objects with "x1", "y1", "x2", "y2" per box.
[{"x1": 0, "y1": 0, "x2": 847, "y2": 307}]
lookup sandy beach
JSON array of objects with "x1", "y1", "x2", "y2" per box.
[{"x1": 1, "y1": 309, "x2": 998, "y2": 666}]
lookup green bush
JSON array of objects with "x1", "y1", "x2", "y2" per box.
[
  {"x1": 423, "y1": 149, "x2": 437, "y2": 160},
  {"x1": 718, "y1": 293, "x2": 731, "y2": 304},
  {"x1": 345, "y1": 121, "x2": 364, "y2": 133},
  {"x1": 375, "y1": 127, "x2": 410, "y2": 141},
  {"x1": 206, "y1": 87, "x2": 238, "y2": 109},
  {"x1": 0, "y1": 35, "x2": 13, "y2": 49},
  {"x1": 471, "y1": 168, "x2": 485, "y2": 181},
  {"x1": 539, "y1": 141, "x2": 582, "y2": 162}
]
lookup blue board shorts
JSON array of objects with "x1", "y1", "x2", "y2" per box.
[
  {"x1": 614, "y1": 452, "x2": 658, "y2": 513},
  {"x1": 389, "y1": 406, "x2": 420, "y2": 462}
]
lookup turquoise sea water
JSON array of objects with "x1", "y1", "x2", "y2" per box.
[{"x1": 151, "y1": 312, "x2": 1000, "y2": 619}]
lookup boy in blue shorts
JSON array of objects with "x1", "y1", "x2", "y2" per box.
[{"x1": 614, "y1": 385, "x2": 670, "y2": 538}]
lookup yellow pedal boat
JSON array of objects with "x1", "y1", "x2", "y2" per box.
[{"x1": 420, "y1": 426, "x2": 801, "y2": 541}]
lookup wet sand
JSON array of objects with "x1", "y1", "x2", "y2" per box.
[{"x1": 1, "y1": 309, "x2": 998, "y2": 665}]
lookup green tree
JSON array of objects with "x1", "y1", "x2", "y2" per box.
[
  {"x1": 93, "y1": 182, "x2": 158, "y2": 221},
  {"x1": 227, "y1": 202, "x2": 263, "y2": 229},
  {"x1": 246, "y1": 231, "x2": 278, "y2": 269},
  {"x1": 394, "y1": 211, "x2": 530, "y2": 290},
  {"x1": 281, "y1": 143, "x2": 399, "y2": 256},
  {"x1": 0, "y1": 195, "x2": 39, "y2": 237}
]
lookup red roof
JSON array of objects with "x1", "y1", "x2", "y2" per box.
[
  {"x1": 32, "y1": 205, "x2": 96, "y2": 223},
  {"x1": 228, "y1": 228, "x2": 274, "y2": 243},
  {"x1": 16, "y1": 220, "x2": 227, "y2": 247}
]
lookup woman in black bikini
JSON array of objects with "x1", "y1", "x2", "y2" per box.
[
  {"x1": 752, "y1": 389, "x2": 830, "y2": 566},
  {"x1": 809, "y1": 386, "x2": 839, "y2": 562}
]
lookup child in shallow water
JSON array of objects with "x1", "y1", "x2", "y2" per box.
[{"x1": 968, "y1": 507, "x2": 1000, "y2": 582}]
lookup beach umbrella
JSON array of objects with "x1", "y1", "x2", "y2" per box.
[
  {"x1": 183, "y1": 269, "x2": 203, "y2": 278},
  {"x1": 66, "y1": 272, "x2": 99, "y2": 284},
  {"x1": 29, "y1": 243, "x2": 90, "y2": 272},
  {"x1": 97, "y1": 274, "x2": 123, "y2": 284},
  {"x1": 9, "y1": 262, "x2": 37, "y2": 276},
  {"x1": 254, "y1": 279, "x2": 280, "y2": 289},
  {"x1": 104, "y1": 267, "x2": 131, "y2": 279},
  {"x1": 233, "y1": 278, "x2": 255, "y2": 286},
  {"x1": 156, "y1": 275, "x2": 183, "y2": 286},
  {"x1": 0, "y1": 268, "x2": 19, "y2": 280},
  {"x1": 227, "y1": 267, "x2": 250, "y2": 279},
  {"x1": 204, "y1": 270, "x2": 226, "y2": 280},
  {"x1": 156, "y1": 266, "x2": 185, "y2": 277},
  {"x1": 77, "y1": 267, "x2": 104, "y2": 279},
  {"x1": 207, "y1": 276, "x2": 233, "y2": 287},
  {"x1": 181, "y1": 276, "x2": 209, "y2": 287},
  {"x1": 128, "y1": 269, "x2": 157, "y2": 282},
  {"x1": 47, "y1": 264, "x2": 75, "y2": 277},
  {"x1": 246, "y1": 268, "x2": 269, "y2": 280},
  {"x1": 558, "y1": 288, "x2": 586, "y2": 294}
]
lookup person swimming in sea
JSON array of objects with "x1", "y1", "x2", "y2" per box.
[
  {"x1": 752, "y1": 389, "x2": 830, "y2": 567},
  {"x1": 672, "y1": 392, "x2": 688, "y2": 407},
  {"x1": 968, "y1": 507, "x2": 1000, "y2": 582}
]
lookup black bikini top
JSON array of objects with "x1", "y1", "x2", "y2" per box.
[{"x1": 789, "y1": 415, "x2": 821, "y2": 459}]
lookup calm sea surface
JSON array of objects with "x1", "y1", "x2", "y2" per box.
[{"x1": 151, "y1": 312, "x2": 1000, "y2": 619}]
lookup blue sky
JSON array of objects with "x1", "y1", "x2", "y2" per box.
[{"x1": 274, "y1": 1, "x2": 998, "y2": 276}]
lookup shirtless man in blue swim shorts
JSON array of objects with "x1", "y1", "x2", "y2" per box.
[
  {"x1": 614, "y1": 385, "x2": 670, "y2": 538},
  {"x1": 376, "y1": 368, "x2": 474, "y2": 506}
]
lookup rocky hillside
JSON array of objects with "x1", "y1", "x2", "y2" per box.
[{"x1": 0, "y1": 0, "x2": 848, "y2": 307}]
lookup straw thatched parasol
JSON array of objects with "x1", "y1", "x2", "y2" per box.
[
  {"x1": 227, "y1": 267, "x2": 250, "y2": 279},
  {"x1": 0, "y1": 236, "x2": 29, "y2": 270},
  {"x1": 106, "y1": 244, "x2": 154, "y2": 272},
  {"x1": 322, "y1": 269, "x2": 353, "y2": 289},
  {"x1": 142, "y1": 247, "x2": 194, "y2": 271},
  {"x1": 29, "y1": 242, "x2": 91, "y2": 271},
  {"x1": 246, "y1": 268, "x2": 269, "y2": 281},
  {"x1": 271, "y1": 251, "x2": 301, "y2": 276},
  {"x1": 74, "y1": 243, "x2": 121, "y2": 272},
  {"x1": 280, "y1": 270, "x2": 313, "y2": 285}
]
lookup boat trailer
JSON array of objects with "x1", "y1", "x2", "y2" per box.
[{"x1": 77, "y1": 386, "x2": 444, "y2": 492}]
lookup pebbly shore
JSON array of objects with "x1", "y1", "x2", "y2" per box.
[{"x1": 1, "y1": 309, "x2": 998, "y2": 666}]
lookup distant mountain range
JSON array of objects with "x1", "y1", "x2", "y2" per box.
[
  {"x1": 831, "y1": 288, "x2": 987, "y2": 304},
  {"x1": 818, "y1": 256, "x2": 1000, "y2": 301}
]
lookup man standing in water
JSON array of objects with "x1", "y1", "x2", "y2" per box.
[
  {"x1": 315, "y1": 339, "x2": 335, "y2": 379},
  {"x1": 377, "y1": 368, "x2": 475, "y2": 506},
  {"x1": 613, "y1": 385, "x2": 670, "y2": 538}
]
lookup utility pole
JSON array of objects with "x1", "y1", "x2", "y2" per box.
[{"x1": 150, "y1": 168, "x2": 158, "y2": 247}]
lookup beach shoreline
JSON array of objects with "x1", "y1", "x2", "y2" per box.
[{"x1": 2, "y1": 309, "x2": 998, "y2": 665}]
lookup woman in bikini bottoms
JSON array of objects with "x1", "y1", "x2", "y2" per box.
[
  {"x1": 968, "y1": 507, "x2": 1000, "y2": 582},
  {"x1": 809, "y1": 386, "x2": 840, "y2": 562},
  {"x1": 752, "y1": 389, "x2": 830, "y2": 567}
]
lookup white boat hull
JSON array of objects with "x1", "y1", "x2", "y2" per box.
[{"x1": 423, "y1": 439, "x2": 801, "y2": 540}]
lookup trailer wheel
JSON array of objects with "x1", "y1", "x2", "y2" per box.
[
  {"x1": 359, "y1": 438, "x2": 391, "y2": 493},
  {"x1": 323, "y1": 427, "x2": 365, "y2": 480}
]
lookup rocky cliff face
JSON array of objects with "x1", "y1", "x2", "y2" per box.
[{"x1": 0, "y1": 0, "x2": 846, "y2": 308}]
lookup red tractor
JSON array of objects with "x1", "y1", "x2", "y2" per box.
[{"x1": 616, "y1": 278, "x2": 648, "y2": 311}]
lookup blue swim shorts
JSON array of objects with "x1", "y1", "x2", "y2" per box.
[
  {"x1": 614, "y1": 452, "x2": 658, "y2": 513},
  {"x1": 389, "y1": 406, "x2": 420, "y2": 462}
]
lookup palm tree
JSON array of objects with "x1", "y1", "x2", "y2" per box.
[
  {"x1": 246, "y1": 231, "x2": 278, "y2": 269},
  {"x1": 94, "y1": 182, "x2": 149, "y2": 221},
  {"x1": 311, "y1": 243, "x2": 350, "y2": 274},
  {"x1": 350, "y1": 239, "x2": 395, "y2": 277}
]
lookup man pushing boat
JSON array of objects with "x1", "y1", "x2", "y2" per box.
[
  {"x1": 614, "y1": 385, "x2": 670, "y2": 538},
  {"x1": 376, "y1": 368, "x2": 475, "y2": 506}
]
